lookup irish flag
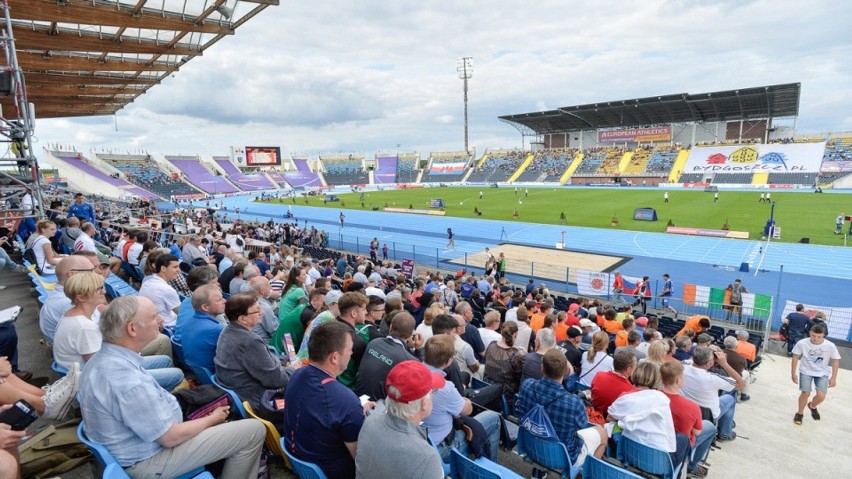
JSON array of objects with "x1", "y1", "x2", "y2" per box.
[{"x1": 683, "y1": 283, "x2": 771, "y2": 318}]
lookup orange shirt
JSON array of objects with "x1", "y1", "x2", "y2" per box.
[
  {"x1": 678, "y1": 315, "x2": 708, "y2": 336},
  {"x1": 735, "y1": 339, "x2": 757, "y2": 362},
  {"x1": 615, "y1": 330, "x2": 629, "y2": 348},
  {"x1": 529, "y1": 312, "x2": 546, "y2": 333},
  {"x1": 604, "y1": 319, "x2": 624, "y2": 334},
  {"x1": 554, "y1": 322, "x2": 569, "y2": 342}
]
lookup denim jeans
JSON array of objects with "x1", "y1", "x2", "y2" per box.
[
  {"x1": 689, "y1": 420, "x2": 717, "y2": 471},
  {"x1": 437, "y1": 410, "x2": 501, "y2": 462},
  {"x1": 717, "y1": 394, "x2": 736, "y2": 437},
  {"x1": 142, "y1": 355, "x2": 185, "y2": 391},
  {"x1": 0, "y1": 248, "x2": 17, "y2": 270}
]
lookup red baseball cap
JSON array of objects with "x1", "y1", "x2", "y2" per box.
[{"x1": 385, "y1": 360, "x2": 445, "y2": 404}]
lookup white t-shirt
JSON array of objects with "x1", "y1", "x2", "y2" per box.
[
  {"x1": 579, "y1": 352, "x2": 614, "y2": 387},
  {"x1": 680, "y1": 365, "x2": 735, "y2": 419},
  {"x1": 74, "y1": 232, "x2": 96, "y2": 252},
  {"x1": 505, "y1": 307, "x2": 518, "y2": 323},
  {"x1": 607, "y1": 389, "x2": 676, "y2": 452},
  {"x1": 479, "y1": 327, "x2": 502, "y2": 350},
  {"x1": 126, "y1": 242, "x2": 143, "y2": 266},
  {"x1": 53, "y1": 314, "x2": 102, "y2": 370},
  {"x1": 32, "y1": 235, "x2": 55, "y2": 274},
  {"x1": 364, "y1": 286, "x2": 386, "y2": 299},
  {"x1": 454, "y1": 336, "x2": 479, "y2": 379},
  {"x1": 793, "y1": 338, "x2": 841, "y2": 378},
  {"x1": 415, "y1": 322, "x2": 434, "y2": 343},
  {"x1": 515, "y1": 322, "x2": 532, "y2": 353},
  {"x1": 138, "y1": 275, "x2": 180, "y2": 327}
]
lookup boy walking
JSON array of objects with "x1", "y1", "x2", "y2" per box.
[{"x1": 791, "y1": 323, "x2": 840, "y2": 425}]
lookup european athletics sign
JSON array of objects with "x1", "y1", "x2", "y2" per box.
[{"x1": 682, "y1": 142, "x2": 826, "y2": 174}]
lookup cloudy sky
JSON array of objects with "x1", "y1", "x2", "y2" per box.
[{"x1": 35, "y1": 0, "x2": 852, "y2": 160}]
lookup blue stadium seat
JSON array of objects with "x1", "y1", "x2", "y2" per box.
[
  {"x1": 280, "y1": 438, "x2": 328, "y2": 479},
  {"x1": 619, "y1": 436, "x2": 683, "y2": 479},
  {"x1": 51, "y1": 361, "x2": 68, "y2": 377},
  {"x1": 211, "y1": 374, "x2": 247, "y2": 419},
  {"x1": 516, "y1": 427, "x2": 581, "y2": 479},
  {"x1": 191, "y1": 366, "x2": 215, "y2": 385},
  {"x1": 170, "y1": 336, "x2": 187, "y2": 368},
  {"x1": 451, "y1": 448, "x2": 523, "y2": 478}
]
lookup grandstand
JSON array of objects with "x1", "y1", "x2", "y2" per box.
[
  {"x1": 373, "y1": 155, "x2": 398, "y2": 185},
  {"x1": 644, "y1": 147, "x2": 680, "y2": 175},
  {"x1": 284, "y1": 157, "x2": 323, "y2": 188},
  {"x1": 396, "y1": 153, "x2": 421, "y2": 184},
  {"x1": 265, "y1": 169, "x2": 291, "y2": 188},
  {"x1": 710, "y1": 173, "x2": 755, "y2": 184},
  {"x1": 767, "y1": 172, "x2": 817, "y2": 185},
  {"x1": 595, "y1": 148, "x2": 627, "y2": 175},
  {"x1": 320, "y1": 154, "x2": 368, "y2": 186},
  {"x1": 49, "y1": 151, "x2": 161, "y2": 200},
  {"x1": 168, "y1": 156, "x2": 239, "y2": 195},
  {"x1": 421, "y1": 151, "x2": 469, "y2": 183},
  {"x1": 466, "y1": 150, "x2": 526, "y2": 183},
  {"x1": 99, "y1": 153, "x2": 199, "y2": 198},
  {"x1": 213, "y1": 157, "x2": 276, "y2": 191},
  {"x1": 622, "y1": 146, "x2": 652, "y2": 175},
  {"x1": 678, "y1": 173, "x2": 705, "y2": 183},
  {"x1": 515, "y1": 148, "x2": 577, "y2": 182},
  {"x1": 573, "y1": 149, "x2": 609, "y2": 175}
]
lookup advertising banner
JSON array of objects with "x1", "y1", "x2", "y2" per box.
[
  {"x1": 598, "y1": 126, "x2": 672, "y2": 143},
  {"x1": 781, "y1": 300, "x2": 851, "y2": 341},
  {"x1": 683, "y1": 143, "x2": 826, "y2": 174},
  {"x1": 429, "y1": 162, "x2": 466, "y2": 174}
]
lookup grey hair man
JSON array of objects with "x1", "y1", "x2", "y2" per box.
[{"x1": 248, "y1": 276, "x2": 277, "y2": 341}]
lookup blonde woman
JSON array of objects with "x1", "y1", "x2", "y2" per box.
[
  {"x1": 646, "y1": 340, "x2": 671, "y2": 366},
  {"x1": 30, "y1": 220, "x2": 65, "y2": 274},
  {"x1": 579, "y1": 331, "x2": 614, "y2": 387},
  {"x1": 53, "y1": 272, "x2": 106, "y2": 369},
  {"x1": 415, "y1": 302, "x2": 445, "y2": 342}
]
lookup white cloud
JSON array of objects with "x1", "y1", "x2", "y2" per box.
[{"x1": 32, "y1": 0, "x2": 852, "y2": 157}]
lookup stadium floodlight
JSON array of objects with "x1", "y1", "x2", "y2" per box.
[{"x1": 457, "y1": 57, "x2": 473, "y2": 157}]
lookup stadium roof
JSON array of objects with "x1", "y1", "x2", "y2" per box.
[
  {"x1": 1, "y1": 0, "x2": 277, "y2": 119},
  {"x1": 499, "y1": 83, "x2": 801, "y2": 136}
]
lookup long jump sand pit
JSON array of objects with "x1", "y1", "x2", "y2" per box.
[{"x1": 446, "y1": 243, "x2": 628, "y2": 284}]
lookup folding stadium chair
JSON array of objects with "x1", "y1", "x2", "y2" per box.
[
  {"x1": 102, "y1": 464, "x2": 214, "y2": 479},
  {"x1": 210, "y1": 375, "x2": 247, "y2": 419},
  {"x1": 450, "y1": 448, "x2": 524, "y2": 479},
  {"x1": 582, "y1": 456, "x2": 644, "y2": 479},
  {"x1": 280, "y1": 438, "x2": 328, "y2": 479},
  {"x1": 619, "y1": 435, "x2": 683, "y2": 479},
  {"x1": 170, "y1": 336, "x2": 187, "y2": 368},
  {"x1": 51, "y1": 361, "x2": 68, "y2": 377},
  {"x1": 79, "y1": 423, "x2": 207, "y2": 479},
  {"x1": 190, "y1": 366, "x2": 215, "y2": 385},
  {"x1": 242, "y1": 401, "x2": 292, "y2": 470},
  {"x1": 516, "y1": 427, "x2": 581, "y2": 479}
]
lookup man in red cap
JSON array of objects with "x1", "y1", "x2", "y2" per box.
[{"x1": 355, "y1": 361, "x2": 446, "y2": 478}]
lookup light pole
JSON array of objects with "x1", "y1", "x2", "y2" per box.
[{"x1": 457, "y1": 57, "x2": 473, "y2": 157}]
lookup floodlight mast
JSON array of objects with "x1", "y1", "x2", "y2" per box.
[{"x1": 457, "y1": 57, "x2": 473, "y2": 158}]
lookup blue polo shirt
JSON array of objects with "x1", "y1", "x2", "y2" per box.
[
  {"x1": 181, "y1": 311, "x2": 224, "y2": 372},
  {"x1": 284, "y1": 364, "x2": 364, "y2": 479},
  {"x1": 68, "y1": 202, "x2": 96, "y2": 223},
  {"x1": 173, "y1": 296, "x2": 194, "y2": 342}
]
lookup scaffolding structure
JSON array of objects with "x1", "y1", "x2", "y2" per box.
[{"x1": 0, "y1": 0, "x2": 44, "y2": 231}]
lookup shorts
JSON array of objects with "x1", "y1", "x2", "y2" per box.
[
  {"x1": 799, "y1": 373, "x2": 829, "y2": 393},
  {"x1": 661, "y1": 298, "x2": 670, "y2": 307},
  {"x1": 573, "y1": 426, "x2": 603, "y2": 467}
]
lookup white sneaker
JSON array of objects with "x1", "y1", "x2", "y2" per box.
[{"x1": 43, "y1": 362, "x2": 80, "y2": 420}]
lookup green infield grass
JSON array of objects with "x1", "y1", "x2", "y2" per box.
[{"x1": 260, "y1": 188, "x2": 852, "y2": 246}]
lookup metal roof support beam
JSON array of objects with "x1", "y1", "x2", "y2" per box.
[
  {"x1": 12, "y1": 25, "x2": 200, "y2": 56},
  {"x1": 12, "y1": 51, "x2": 174, "y2": 71}
]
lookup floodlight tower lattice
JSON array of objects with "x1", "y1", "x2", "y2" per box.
[{"x1": 457, "y1": 57, "x2": 473, "y2": 158}]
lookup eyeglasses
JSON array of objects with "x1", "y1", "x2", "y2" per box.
[
  {"x1": 245, "y1": 309, "x2": 262, "y2": 316},
  {"x1": 96, "y1": 286, "x2": 106, "y2": 293},
  {"x1": 370, "y1": 309, "x2": 385, "y2": 313},
  {"x1": 70, "y1": 268, "x2": 96, "y2": 273}
]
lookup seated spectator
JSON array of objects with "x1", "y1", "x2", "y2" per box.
[
  {"x1": 602, "y1": 308, "x2": 623, "y2": 334},
  {"x1": 722, "y1": 336, "x2": 751, "y2": 401},
  {"x1": 660, "y1": 361, "x2": 716, "y2": 478},
  {"x1": 483, "y1": 321, "x2": 525, "y2": 401},
  {"x1": 680, "y1": 346, "x2": 745, "y2": 442},
  {"x1": 456, "y1": 302, "x2": 486, "y2": 362},
  {"x1": 39, "y1": 256, "x2": 99, "y2": 344},
  {"x1": 79, "y1": 296, "x2": 266, "y2": 478},
  {"x1": 138, "y1": 254, "x2": 181, "y2": 328},
  {"x1": 451, "y1": 314, "x2": 482, "y2": 383},
  {"x1": 0, "y1": 356, "x2": 79, "y2": 422},
  {"x1": 734, "y1": 330, "x2": 757, "y2": 363},
  {"x1": 415, "y1": 302, "x2": 443, "y2": 342},
  {"x1": 558, "y1": 326, "x2": 585, "y2": 373},
  {"x1": 248, "y1": 276, "x2": 278, "y2": 342},
  {"x1": 354, "y1": 312, "x2": 423, "y2": 401},
  {"x1": 615, "y1": 318, "x2": 635, "y2": 348},
  {"x1": 31, "y1": 220, "x2": 64, "y2": 274},
  {"x1": 215, "y1": 294, "x2": 294, "y2": 412},
  {"x1": 356, "y1": 295, "x2": 385, "y2": 345},
  {"x1": 421, "y1": 334, "x2": 501, "y2": 462},
  {"x1": 283, "y1": 321, "x2": 369, "y2": 479},
  {"x1": 608, "y1": 362, "x2": 690, "y2": 470},
  {"x1": 515, "y1": 350, "x2": 607, "y2": 467},
  {"x1": 521, "y1": 327, "x2": 556, "y2": 384},
  {"x1": 514, "y1": 306, "x2": 535, "y2": 353},
  {"x1": 478, "y1": 310, "x2": 502, "y2": 349},
  {"x1": 334, "y1": 293, "x2": 371, "y2": 389},
  {"x1": 277, "y1": 264, "x2": 308, "y2": 319},
  {"x1": 355, "y1": 361, "x2": 445, "y2": 478},
  {"x1": 591, "y1": 349, "x2": 637, "y2": 417},
  {"x1": 579, "y1": 331, "x2": 613, "y2": 387},
  {"x1": 300, "y1": 288, "x2": 326, "y2": 329},
  {"x1": 182, "y1": 284, "x2": 226, "y2": 373},
  {"x1": 673, "y1": 335, "x2": 694, "y2": 361},
  {"x1": 615, "y1": 331, "x2": 647, "y2": 361},
  {"x1": 174, "y1": 265, "x2": 220, "y2": 342}
]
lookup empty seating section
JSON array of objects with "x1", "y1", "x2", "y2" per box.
[
  {"x1": 712, "y1": 173, "x2": 755, "y2": 184},
  {"x1": 168, "y1": 157, "x2": 239, "y2": 194},
  {"x1": 284, "y1": 158, "x2": 322, "y2": 188},
  {"x1": 467, "y1": 150, "x2": 525, "y2": 182},
  {"x1": 213, "y1": 157, "x2": 276, "y2": 191},
  {"x1": 595, "y1": 148, "x2": 627, "y2": 175},
  {"x1": 321, "y1": 154, "x2": 368, "y2": 185},
  {"x1": 678, "y1": 173, "x2": 705, "y2": 183},
  {"x1": 573, "y1": 149, "x2": 609, "y2": 175},
  {"x1": 644, "y1": 148, "x2": 680, "y2": 174},
  {"x1": 622, "y1": 146, "x2": 651, "y2": 174},
  {"x1": 264, "y1": 169, "x2": 290, "y2": 188},
  {"x1": 50, "y1": 153, "x2": 161, "y2": 200},
  {"x1": 422, "y1": 152, "x2": 469, "y2": 183},
  {"x1": 515, "y1": 148, "x2": 577, "y2": 182},
  {"x1": 396, "y1": 153, "x2": 420, "y2": 183},
  {"x1": 818, "y1": 171, "x2": 852, "y2": 184},
  {"x1": 373, "y1": 156, "x2": 398, "y2": 184},
  {"x1": 766, "y1": 172, "x2": 817, "y2": 185},
  {"x1": 101, "y1": 154, "x2": 198, "y2": 198}
]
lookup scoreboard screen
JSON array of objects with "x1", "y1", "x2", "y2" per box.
[{"x1": 245, "y1": 146, "x2": 282, "y2": 166}]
